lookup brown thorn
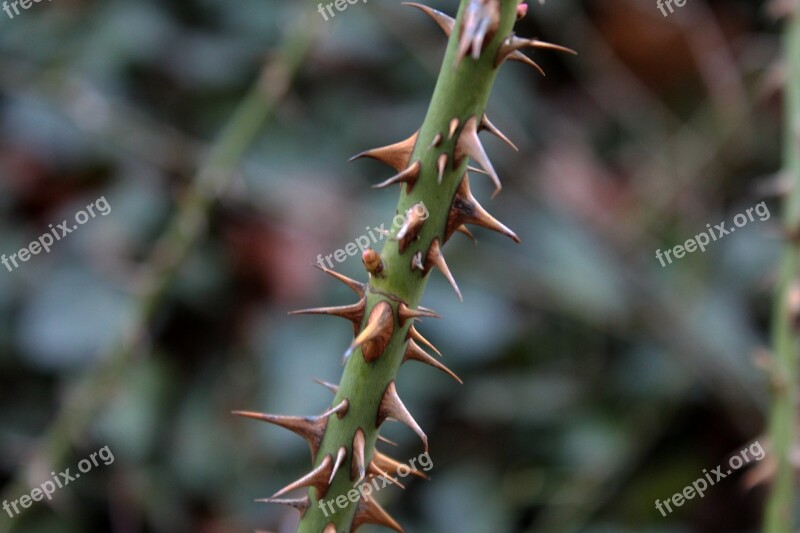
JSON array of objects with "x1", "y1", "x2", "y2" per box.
[
  {"x1": 345, "y1": 301, "x2": 395, "y2": 363},
  {"x1": 481, "y1": 114, "x2": 518, "y2": 151},
  {"x1": 402, "y1": 2, "x2": 454, "y2": 37},
  {"x1": 398, "y1": 302, "x2": 441, "y2": 324},
  {"x1": 373, "y1": 161, "x2": 421, "y2": 192},
  {"x1": 255, "y1": 496, "x2": 310, "y2": 517},
  {"x1": 313, "y1": 263, "x2": 365, "y2": 296},
  {"x1": 395, "y1": 205, "x2": 426, "y2": 253},
  {"x1": 349, "y1": 131, "x2": 419, "y2": 172},
  {"x1": 457, "y1": 0, "x2": 500, "y2": 65},
  {"x1": 436, "y1": 153, "x2": 448, "y2": 184},
  {"x1": 231, "y1": 410, "x2": 327, "y2": 461},
  {"x1": 352, "y1": 428, "x2": 367, "y2": 483},
  {"x1": 367, "y1": 463, "x2": 406, "y2": 489},
  {"x1": 378, "y1": 435, "x2": 399, "y2": 447},
  {"x1": 313, "y1": 378, "x2": 339, "y2": 394},
  {"x1": 352, "y1": 495, "x2": 405, "y2": 532},
  {"x1": 289, "y1": 297, "x2": 367, "y2": 335},
  {"x1": 426, "y1": 238, "x2": 463, "y2": 302},
  {"x1": 455, "y1": 116, "x2": 501, "y2": 198},
  {"x1": 271, "y1": 454, "x2": 334, "y2": 499},
  {"x1": 404, "y1": 339, "x2": 463, "y2": 384},
  {"x1": 329, "y1": 446, "x2": 348, "y2": 485},
  {"x1": 446, "y1": 174, "x2": 520, "y2": 244},
  {"x1": 407, "y1": 325, "x2": 442, "y2": 357},
  {"x1": 508, "y1": 51, "x2": 546, "y2": 76},
  {"x1": 377, "y1": 381, "x2": 428, "y2": 452},
  {"x1": 456, "y1": 224, "x2": 477, "y2": 243},
  {"x1": 373, "y1": 451, "x2": 429, "y2": 480}
]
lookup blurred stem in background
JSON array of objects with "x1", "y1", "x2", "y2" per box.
[
  {"x1": 0, "y1": 12, "x2": 320, "y2": 532},
  {"x1": 764, "y1": 3, "x2": 800, "y2": 532}
]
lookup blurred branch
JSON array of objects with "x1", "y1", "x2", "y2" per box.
[
  {"x1": 0, "y1": 12, "x2": 321, "y2": 531},
  {"x1": 764, "y1": 3, "x2": 800, "y2": 531}
]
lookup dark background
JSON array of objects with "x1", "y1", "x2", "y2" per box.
[{"x1": 0, "y1": 0, "x2": 789, "y2": 531}]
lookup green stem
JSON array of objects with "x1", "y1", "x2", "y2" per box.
[
  {"x1": 764, "y1": 5, "x2": 800, "y2": 533},
  {"x1": 297, "y1": 1, "x2": 521, "y2": 531}
]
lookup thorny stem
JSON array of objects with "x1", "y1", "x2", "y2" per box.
[
  {"x1": 764, "y1": 3, "x2": 800, "y2": 532},
  {"x1": 297, "y1": 1, "x2": 522, "y2": 531},
  {"x1": 0, "y1": 17, "x2": 319, "y2": 532}
]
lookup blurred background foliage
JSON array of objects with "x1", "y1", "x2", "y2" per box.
[{"x1": 0, "y1": 0, "x2": 792, "y2": 531}]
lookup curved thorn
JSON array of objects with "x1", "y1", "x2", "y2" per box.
[
  {"x1": 404, "y1": 339, "x2": 463, "y2": 384},
  {"x1": 271, "y1": 454, "x2": 334, "y2": 499},
  {"x1": 402, "y1": 2, "x2": 454, "y2": 37},
  {"x1": 408, "y1": 325, "x2": 443, "y2": 357},
  {"x1": 329, "y1": 446, "x2": 348, "y2": 485},
  {"x1": 313, "y1": 263, "x2": 366, "y2": 296},
  {"x1": 377, "y1": 381, "x2": 428, "y2": 452},
  {"x1": 456, "y1": 116, "x2": 501, "y2": 197},
  {"x1": 352, "y1": 428, "x2": 367, "y2": 483},
  {"x1": 352, "y1": 494, "x2": 405, "y2": 532},
  {"x1": 427, "y1": 238, "x2": 463, "y2": 302},
  {"x1": 349, "y1": 131, "x2": 419, "y2": 172},
  {"x1": 373, "y1": 161, "x2": 421, "y2": 192},
  {"x1": 481, "y1": 114, "x2": 518, "y2": 152}
]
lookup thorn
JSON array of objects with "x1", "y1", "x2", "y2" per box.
[
  {"x1": 507, "y1": 52, "x2": 546, "y2": 76},
  {"x1": 468, "y1": 165, "x2": 488, "y2": 175},
  {"x1": 349, "y1": 131, "x2": 419, "y2": 172},
  {"x1": 426, "y1": 238, "x2": 463, "y2": 302},
  {"x1": 329, "y1": 446, "x2": 348, "y2": 484},
  {"x1": 352, "y1": 428, "x2": 367, "y2": 483},
  {"x1": 497, "y1": 34, "x2": 577, "y2": 71},
  {"x1": 368, "y1": 462, "x2": 406, "y2": 489},
  {"x1": 429, "y1": 133, "x2": 443, "y2": 149},
  {"x1": 398, "y1": 302, "x2": 441, "y2": 324},
  {"x1": 345, "y1": 301, "x2": 395, "y2": 363},
  {"x1": 271, "y1": 454, "x2": 334, "y2": 499},
  {"x1": 313, "y1": 378, "x2": 339, "y2": 394},
  {"x1": 313, "y1": 263, "x2": 366, "y2": 296},
  {"x1": 373, "y1": 451, "x2": 429, "y2": 480},
  {"x1": 448, "y1": 118, "x2": 460, "y2": 139},
  {"x1": 377, "y1": 381, "x2": 428, "y2": 452},
  {"x1": 481, "y1": 114, "x2": 518, "y2": 151},
  {"x1": 455, "y1": 116, "x2": 501, "y2": 197},
  {"x1": 403, "y1": 2, "x2": 454, "y2": 37},
  {"x1": 517, "y1": 2, "x2": 528, "y2": 19},
  {"x1": 362, "y1": 249, "x2": 385, "y2": 277},
  {"x1": 437, "y1": 153, "x2": 449, "y2": 184},
  {"x1": 231, "y1": 408, "x2": 333, "y2": 461},
  {"x1": 404, "y1": 339, "x2": 463, "y2": 384},
  {"x1": 289, "y1": 298, "x2": 367, "y2": 335},
  {"x1": 373, "y1": 161, "x2": 421, "y2": 192},
  {"x1": 395, "y1": 204, "x2": 427, "y2": 253},
  {"x1": 455, "y1": 224, "x2": 477, "y2": 243},
  {"x1": 446, "y1": 174, "x2": 520, "y2": 244},
  {"x1": 324, "y1": 524, "x2": 337, "y2": 533},
  {"x1": 378, "y1": 435, "x2": 399, "y2": 447},
  {"x1": 411, "y1": 251, "x2": 425, "y2": 272},
  {"x1": 254, "y1": 496, "x2": 310, "y2": 517},
  {"x1": 352, "y1": 494, "x2": 405, "y2": 532},
  {"x1": 457, "y1": 0, "x2": 501, "y2": 65},
  {"x1": 408, "y1": 325, "x2": 442, "y2": 357}
]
